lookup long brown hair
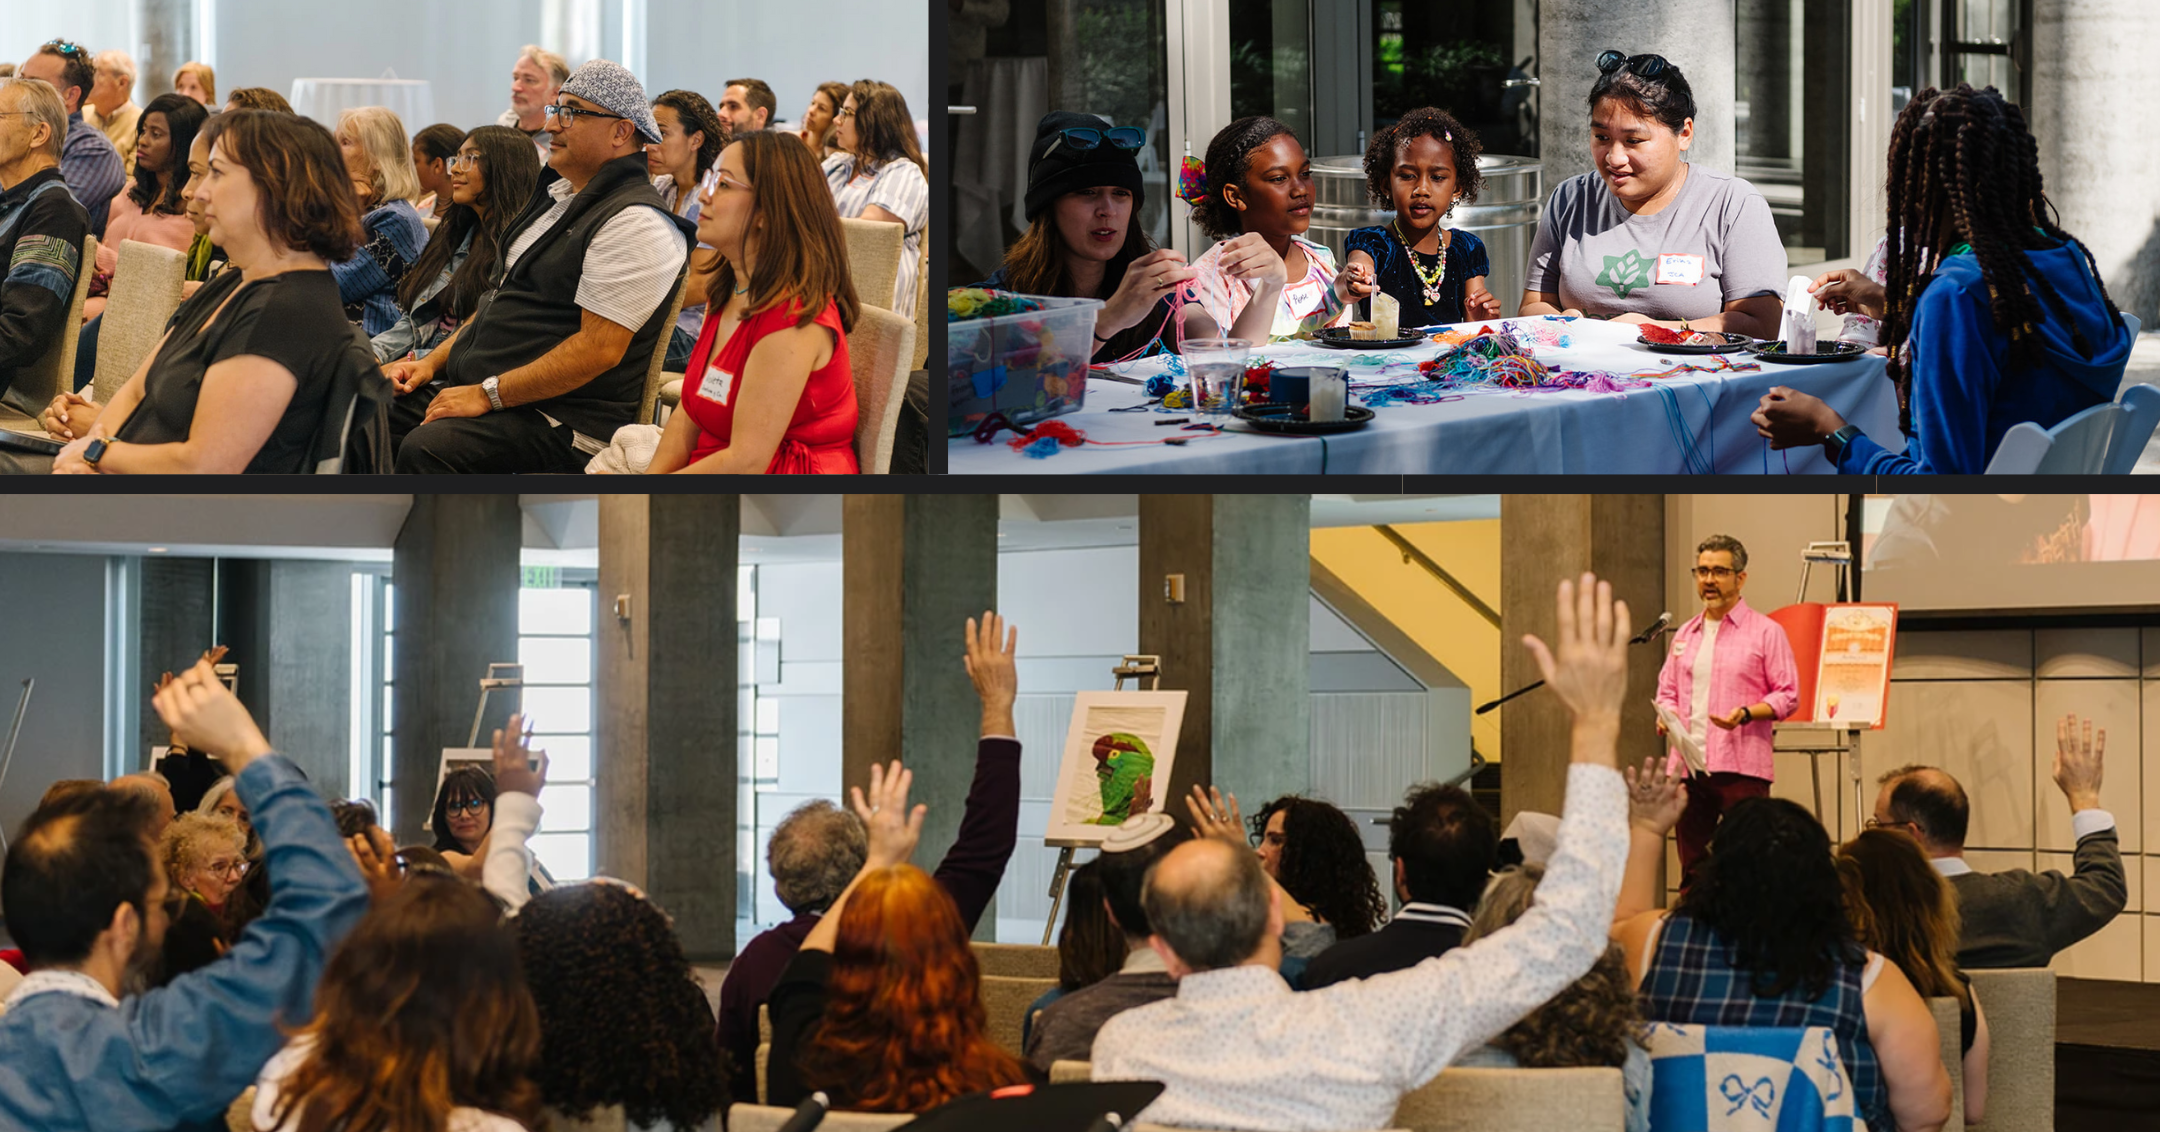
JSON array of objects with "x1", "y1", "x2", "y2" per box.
[
  {"x1": 397, "y1": 125, "x2": 542, "y2": 317},
  {"x1": 812, "y1": 81, "x2": 851, "y2": 152},
  {"x1": 1464, "y1": 865, "x2": 1646, "y2": 1068},
  {"x1": 847, "y1": 79, "x2": 926, "y2": 176},
  {"x1": 1837, "y1": 828, "x2": 1970, "y2": 1012},
  {"x1": 795, "y1": 865, "x2": 1027, "y2": 1111},
  {"x1": 703, "y1": 130, "x2": 860, "y2": 334},
  {"x1": 269, "y1": 873, "x2": 542, "y2": 1132},
  {"x1": 998, "y1": 203, "x2": 1152, "y2": 299},
  {"x1": 212, "y1": 110, "x2": 362, "y2": 262}
]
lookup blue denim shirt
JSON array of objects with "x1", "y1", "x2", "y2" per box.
[{"x1": 0, "y1": 754, "x2": 369, "y2": 1130}]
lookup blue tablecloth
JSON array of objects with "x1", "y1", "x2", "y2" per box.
[{"x1": 948, "y1": 317, "x2": 1903, "y2": 475}]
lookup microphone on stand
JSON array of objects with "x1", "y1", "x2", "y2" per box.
[
  {"x1": 1629, "y1": 611, "x2": 1674, "y2": 645},
  {"x1": 774, "y1": 1092, "x2": 832, "y2": 1132}
]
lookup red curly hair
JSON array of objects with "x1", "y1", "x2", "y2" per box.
[{"x1": 795, "y1": 864, "x2": 1028, "y2": 1111}]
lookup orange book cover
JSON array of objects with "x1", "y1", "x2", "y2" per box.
[
  {"x1": 1769, "y1": 602, "x2": 1899, "y2": 729},
  {"x1": 1769, "y1": 603, "x2": 1827, "y2": 724}
]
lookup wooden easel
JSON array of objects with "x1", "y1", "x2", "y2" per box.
[{"x1": 1042, "y1": 655, "x2": 1161, "y2": 945}]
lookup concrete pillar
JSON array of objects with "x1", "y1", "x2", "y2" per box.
[
  {"x1": 390, "y1": 496, "x2": 521, "y2": 847},
  {"x1": 134, "y1": 0, "x2": 197, "y2": 108},
  {"x1": 1539, "y1": 0, "x2": 1736, "y2": 189},
  {"x1": 1136, "y1": 494, "x2": 1311, "y2": 812},
  {"x1": 1497, "y1": 495, "x2": 1664, "y2": 824},
  {"x1": 841, "y1": 495, "x2": 999, "y2": 929},
  {"x1": 219, "y1": 561, "x2": 354, "y2": 795},
  {"x1": 2030, "y1": 0, "x2": 2160, "y2": 324},
  {"x1": 137, "y1": 556, "x2": 215, "y2": 762},
  {"x1": 596, "y1": 495, "x2": 740, "y2": 961}
]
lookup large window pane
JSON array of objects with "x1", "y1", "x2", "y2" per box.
[
  {"x1": 1736, "y1": 0, "x2": 1852, "y2": 266},
  {"x1": 1373, "y1": 0, "x2": 1536, "y2": 156},
  {"x1": 538, "y1": 784, "x2": 593, "y2": 833},
  {"x1": 518, "y1": 637, "x2": 592, "y2": 685},
  {"x1": 520, "y1": 685, "x2": 593, "y2": 735},
  {"x1": 535, "y1": 735, "x2": 592, "y2": 782},
  {"x1": 531, "y1": 833, "x2": 591, "y2": 881},
  {"x1": 520, "y1": 588, "x2": 593, "y2": 636},
  {"x1": 1229, "y1": 0, "x2": 1313, "y2": 141}
]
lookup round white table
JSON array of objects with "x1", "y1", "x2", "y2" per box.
[{"x1": 287, "y1": 78, "x2": 437, "y2": 129}]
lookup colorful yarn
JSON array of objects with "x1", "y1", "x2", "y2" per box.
[
  {"x1": 1008, "y1": 418, "x2": 1089, "y2": 457},
  {"x1": 1144, "y1": 373, "x2": 1179, "y2": 398},
  {"x1": 947, "y1": 288, "x2": 1048, "y2": 323}
]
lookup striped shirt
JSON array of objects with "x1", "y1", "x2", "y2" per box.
[
  {"x1": 59, "y1": 113, "x2": 125, "y2": 243},
  {"x1": 824, "y1": 151, "x2": 926, "y2": 306}
]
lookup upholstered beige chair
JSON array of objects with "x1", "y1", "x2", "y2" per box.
[
  {"x1": 1966, "y1": 968, "x2": 2054, "y2": 1132},
  {"x1": 848, "y1": 304, "x2": 914, "y2": 473},
  {"x1": 93, "y1": 239, "x2": 187, "y2": 403},
  {"x1": 839, "y1": 217, "x2": 902, "y2": 311},
  {"x1": 972, "y1": 942, "x2": 1062, "y2": 979}
]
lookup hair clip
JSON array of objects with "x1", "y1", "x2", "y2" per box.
[{"x1": 1445, "y1": 130, "x2": 1453, "y2": 142}]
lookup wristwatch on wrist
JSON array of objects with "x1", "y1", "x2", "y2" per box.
[
  {"x1": 82, "y1": 437, "x2": 109, "y2": 470},
  {"x1": 1823, "y1": 423, "x2": 1863, "y2": 463},
  {"x1": 481, "y1": 375, "x2": 504, "y2": 412}
]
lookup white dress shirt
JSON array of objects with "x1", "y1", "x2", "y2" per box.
[{"x1": 1092, "y1": 763, "x2": 1628, "y2": 1132}]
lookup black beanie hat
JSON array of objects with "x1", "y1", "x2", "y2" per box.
[{"x1": 1024, "y1": 110, "x2": 1146, "y2": 222}]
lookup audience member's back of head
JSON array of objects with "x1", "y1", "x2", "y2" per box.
[
  {"x1": 1391, "y1": 783, "x2": 1498, "y2": 911},
  {"x1": 270, "y1": 872, "x2": 540, "y2": 1129},
  {"x1": 801, "y1": 863, "x2": 1025, "y2": 1111},
  {"x1": 1837, "y1": 828, "x2": 1964, "y2": 1001},
  {"x1": 768, "y1": 798, "x2": 866, "y2": 915},
  {"x1": 1464, "y1": 865, "x2": 1642, "y2": 1068},
  {"x1": 1678, "y1": 796, "x2": 1863, "y2": 999},
  {"x1": 37, "y1": 779, "x2": 103, "y2": 810},
  {"x1": 329, "y1": 799, "x2": 378, "y2": 839},
  {"x1": 1143, "y1": 838, "x2": 1273, "y2": 973},
  {"x1": 1098, "y1": 819, "x2": 1192, "y2": 939},
  {"x1": 513, "y1": 881, "x2": 729, "y2": 1129},
  {"x1": 1054, "y1": 861, "x2": 1125, "y2": 991},
  {"x1": 1881, "y1": 766, "x2": 1969, "y2": 850},
  {"x1": 224, "y1": 86, "x2": 292, "y2": 114},
  {"x1": 2, "y1": 790, "x2": 160, "y2": 968},
  {"x1": 1252, "y1": 796, "x2": 1385, "y2": 937}
]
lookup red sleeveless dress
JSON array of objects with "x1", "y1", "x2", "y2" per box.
[{"x1": 680, "y1": 298, "x2": 858, "y2": 473}]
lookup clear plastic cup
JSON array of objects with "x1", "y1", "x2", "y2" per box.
[
  {"x1": 1181, "y1": 337, "x2": 1250, "y2": 416},
  {"x1": 1309, "y1": 368, "x2": 1347, "y2": 422}
]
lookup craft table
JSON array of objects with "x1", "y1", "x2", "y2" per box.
[{"x1": 946, "y1": 317, "x2": 1903, "y2": 475}]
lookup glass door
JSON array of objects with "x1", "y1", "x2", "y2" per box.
[
  {"x1": 1371, "y1": 0, "x2": 1537, "y2": 157},
  {"x1": 1228, "y1": 0, "x2": 1313, "y2": 141},
  {"x1": 1941, "y1": 0, "x2": 2029, "y2": 106},
  {"x1": 1736, "y1": 0, "x2": 1855, "y2": 266}
]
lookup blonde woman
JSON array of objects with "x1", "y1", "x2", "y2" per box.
[
  {"x1": 172, "y1": 60, "x2": 215, "y2": 106},
  {"x1": 333, "y1": 106, "x2": 430, "y2": 335},
  {"x1": 158, "y1": 810, "x2": 250, "y2": 982}
]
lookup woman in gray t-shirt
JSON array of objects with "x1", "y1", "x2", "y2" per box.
[{"x1": 1520, "y1": 53, "x2": 1786, "y2": 337}]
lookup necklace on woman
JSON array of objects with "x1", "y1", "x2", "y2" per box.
[{"x1": 1392, "y1": 220, "x2": 1448, "y2": 306}]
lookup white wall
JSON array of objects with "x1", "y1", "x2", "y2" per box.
[{"x1": 0, "y1": 554, "x2": 109, "y2": 850}]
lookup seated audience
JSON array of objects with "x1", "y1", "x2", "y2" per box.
[
  {"x1": 20, "y1": 41, "x2": 125, "y2": 241},
  {"x1": 825, "y1": 80, "x2": 927, "y2": 306},
  {"x1": 1024, "y1": 861, "x2": 1126, "y2": 1036},
  {"x1": 0, "y1": 658, "x2": 369, "y2": 1130},
  {"x1": 500, "y1": 45, "x2": 570, "y2": 158},
  {"x1": 1025, "y1": 813, "x2": 1188, "y2": 1071},
  {"x1": 768, "y1": 762, "x2": 1033, "y2": 1111},
  {"x1": 24, "y1": 111, "x2": 379, "y2": 475},
  {"x1": 1872, "y1": 713, "x2": 2125, "y2": 968},
  {"x1": 332, "y1": 106, "x2": 429, "y2": 335},
  {"x1": 1302, "y1": 781, "x2": 1496, "y2": 989},
  {"x1": 225, "y1": 88, "x2": 291, "y2": 115},
  {"x1": 797, "y1": 81, "x2": 850, "y2": 159},
  {"x1": 1613, "y1": 772, "x2": 1953, "y2": 1132},
  {"x1": 172, "y1": 61, "x2": 214, "y2": 107},
  {"x1": 82, "y1": 50, "x2": 139, "y2": 174},
  {"x1": 646, "y1": 88, "x2": 728, "y2": 367},
  {"x1": 1839, "y1": 828, "x2": 1990, "y2": 1122},
  {"x1": 83, "y1": 92, "x2": 206, "y2": 322},
  {"x1": 718, "y1": 78, "x2": 776, "y2": 135},
  {"x1": 410, "y1": 121, "x2": 467, "y2": 216},
  {"x1": 381, "y1": 59, "x2": 692, "y2": 473},
  {"x1": 717, "y1": 612, "x2": 1021, "y2": 1100},
  {"x1": 975, "y1": 110, "x2": 1191, "y2": 363},
  {"x1": 251, "y1": 871, "x2": 542, "y2": 1131},
  {"x1": 0, "y1": 79, "x2": 91, "y2": 407},
  {"x1": 642, "y1": 130, "x2": 859, "y2": 473},
  {"x1": 1180, "y1": 116, "x2": 1358, "y2": 343},
  {"x1": 1452, "y1": 864, "x2": 1651, "y2": 1132},
  {"x1": 516, "y1": 881, "x2": 731, "y2": 1131},
  {"x1": 1241, "y1": 793, "x2": 1385, "y2": 961},
  {"x1": 1752, "y1": 84, "x2": 2133, "y2": 473},
  {"x1": 373, "y1": 125, "x2": 542, "y2": 363},
  {"x1": 1090, "y1": 573, "x2": 1631, "y2": 1132}
]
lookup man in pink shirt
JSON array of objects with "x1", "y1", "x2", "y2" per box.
[{"x1": 1654, "y1": 534, "x2": 1800, "y2": 877}]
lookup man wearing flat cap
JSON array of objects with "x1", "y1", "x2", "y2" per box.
[{"x1": 381, "y1": 58, "x2": 694, "y2": 473}]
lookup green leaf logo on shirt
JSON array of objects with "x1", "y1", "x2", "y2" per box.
[{"x1": 1596, "y1": 248, "x2": 1653, "y2": 298}]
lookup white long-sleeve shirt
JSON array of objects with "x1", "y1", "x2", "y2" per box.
[
  {"x1": 1091, "y1": 762, "x2": 1628, "y2": 1132},
  {"x1": 483, "y1": 791, "x2": 550, "y2": 913}
]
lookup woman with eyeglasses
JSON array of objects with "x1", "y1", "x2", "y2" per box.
[
  {"x1": 159, "y1": 810, "x2": 248, "y2": 928},
  {"x1": 1180, "y1": 115, "x2": 1362, "y2": 344},
  {"x1": 646, "y1": 89, "x2": 729, "y2": 370},
  {"x1": 974, "y1": 111, "x2": 1194, "y2": 363},
  {"x1": 373, "y1": 125, "x2": 542, "y2": 364},
  {"x1": 434, "y1": 763, "x2": 558, "y2": 895},
  {"x1": 1518, "y1": 51, "x2": 1786, "y2": 338},
  {"x1": 825, "y1": 79, "x2": 928, "y2": 307}
]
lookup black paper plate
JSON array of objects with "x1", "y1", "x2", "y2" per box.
[
  {"x1": 1638, "y1": 331, "x2": 1756, "y2": 355},
  {"x1": 1234, "y1": 402, "x2": 1374, "y2": 435},
  {"x1": 1747, "y1": 340, "x2": 1871, "y2": 365},
  {"x1": 1313, "y1": 327, "x2": 1426, "y2": 350}
]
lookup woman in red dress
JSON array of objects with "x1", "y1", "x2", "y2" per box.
[{"x1": 647, "y1": 130, "x2": 861, "y2": 473}]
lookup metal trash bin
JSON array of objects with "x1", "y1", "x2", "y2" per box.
[{"x1": 1309, "y1": 153, "x2": 1542, "y2": 318}]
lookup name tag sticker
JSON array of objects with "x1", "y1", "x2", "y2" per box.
[
  {"x1": 696, "y1": 363, "x2": 738, "y2": 407},
  {"x1": 1656, "y1": 253, "x2": 1706, "y2": 286}
]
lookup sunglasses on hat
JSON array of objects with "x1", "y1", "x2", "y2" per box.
[{"x1": 1043, "y1": 126, "x2": 1146, "y2": 162}]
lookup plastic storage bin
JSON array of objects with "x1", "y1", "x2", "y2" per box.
[{"x1": 947, "y1": 296, "x2": 1103, "y2": 437}]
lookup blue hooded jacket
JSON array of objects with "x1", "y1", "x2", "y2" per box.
[{"x1": 1838, "y1": 239, "x2": 2134, "y2": 474}]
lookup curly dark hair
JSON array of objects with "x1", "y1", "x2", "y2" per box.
[
  {"x1": 1187, "y1": 115, "x2": 1297, "y2": 240},
  {"x1": 1055, "y1": 860, "x2": 1128, "y2": 991},
  {"x1": 1248, "y1": 796, "x2": 1385, "y2": 937},
  {"x1": 1388, "y1": 783, "x2": 1497, "y2": 910},
  {"x1": 1466, "y1": 865, "x2": 1646, "y2": 1067},
  {"x1": 1675, "y1": 796, "x2": 1866, "y2": 1000},
  {"x1": 652, "y1": 88, "x2": 729, "y2": 182},
  {"x1": 513, "y1": 882, "x2": 730, "y2": 1128},
  {"x1": 1360, "y1": 106, "x2": 1484, "y2": 213}
]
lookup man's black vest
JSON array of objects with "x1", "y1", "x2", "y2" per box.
[{"x1": 441, "y1": 153, "x2": 693, "y2": 438}]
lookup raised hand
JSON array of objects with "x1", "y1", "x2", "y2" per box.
[
  {"x1": 151, "y1": 658, "x2": 272, "y2": 772},
  {"x1": 1624, "y1": 755, "x2": 1688, "y2": 835},
  {"x1": 491, "y1": 712, "x2": 548, "y2": 798},
  {"x1": 1520, "y1": 573, "x2": 1630, "y2": 751},
  {"x1": 964, "y1": 611, "x2": 1018, "y2": 739},
  {"x1": 2054, "y1": 713, "x2": 2105, "y2": 812},
  {"x1": 346, "y1": 826, "x2": 401, "y2": 903},
  {"x1": 850, "y1": 760, "x2": 926, "y2": 869},
  {"x1": 1185, "y1": 783, "x2": 1245, "y2": 844}
]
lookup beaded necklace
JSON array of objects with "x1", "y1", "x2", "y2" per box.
[{"x1": 1391, "y1": 219, "x2": 1449, "y2": 306}]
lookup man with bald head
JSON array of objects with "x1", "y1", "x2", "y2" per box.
[
  {"x1": 1874, "y1": 712, "x2": 2125, "y2": 969},
  {"x1": 1093, "y1": 573, "x2": 1637, "y2": 1132}
]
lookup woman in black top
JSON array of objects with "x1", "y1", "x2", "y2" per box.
[{"x1": 49, "y1": 109, "x2": 362, "y2": 474}]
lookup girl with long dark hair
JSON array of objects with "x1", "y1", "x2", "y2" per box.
[
  {"x1": 84, "y1": 92, "x2": 207, "y2": 322},
  {"x1": 372, "y1": 125, "x2": 542, "y2": 364},
  {"x1": 1181, "y1": 116, "x2": 1363, "y2": 344}
]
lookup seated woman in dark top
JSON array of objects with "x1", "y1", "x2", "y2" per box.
[{"x1": 41, "y1": 109, "x2": 364, "y2": 474}]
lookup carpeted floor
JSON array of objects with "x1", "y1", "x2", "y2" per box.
[{"x1": 2057, "y1": 978, "x2": 2160, "y2": 1132}]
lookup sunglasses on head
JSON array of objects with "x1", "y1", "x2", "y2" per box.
[
  {"x1": 1597, "y1": 50, "x2": 1671, "y2": 80},
  {"x1": 1042, "y1": 126, "x2": 1146, "y2": 164},
  {"x1": 44, "y1": 39, "x2": 86, "y2": 57}
]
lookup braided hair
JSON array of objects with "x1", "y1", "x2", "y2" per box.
[
  {"x1": 1881, "y1": 84, "x2": 2119, "y2": 427},
  {"x1": 1188, "y1": 115, "x2": 1296, "y2": 240},
  {"x1": 1361, "y1": 107, "x2": 1484, "y2": 213}
]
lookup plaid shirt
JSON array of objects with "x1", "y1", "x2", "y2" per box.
[
  {"x1": 1639, "y1": 912, "x2": 1888, "y2": 1130},
  {"x1": 1654, "y1": 597, "x2": 1799, "y2": 780}
]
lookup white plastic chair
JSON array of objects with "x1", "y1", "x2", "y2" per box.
[
  {"x1": 1984, "y1": 400, "x2": 2124, "y2": 474},
  {"x1": 2105, "y1": 383, "x2": 2160, "y2": 475}
]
